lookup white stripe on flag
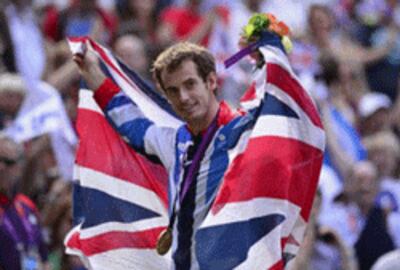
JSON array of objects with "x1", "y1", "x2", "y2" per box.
[
  {"x1": 88, "y1": 248, "x2": 171, "y2": 270},
  {"x1": 99, "y1": 47, "x2": 182, "y2": 128},
  {"x1": 79, "y1": 217, "x2": 168, "y2": 239},
  {"x1": 251, "y1": 116, "x2": 325, "y2": 151},
  {"x1": 78, "y1": 90, "x2": 104, "y2": 114},
  {"x1": 76, "y1": 166, "x2": 167, "y2": 216},
  {"x1": 200, "y1": 198, "x2": 304, "y2": 235}
]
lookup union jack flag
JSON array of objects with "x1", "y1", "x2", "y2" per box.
[{"x1": 65, "y1": 37, "x2": 325, "y2": 269}]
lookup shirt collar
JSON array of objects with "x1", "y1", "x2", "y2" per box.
[
  {"x1": 217, "y1": 101, "x2": 241, "y2": 126},
  {"x1": 185, "y1": 101, "x2": 240, "y2": 135}
]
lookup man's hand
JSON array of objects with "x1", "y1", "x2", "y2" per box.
[
  {"x1": 238, "y1": 36, "x2": 264, "y2": 65},
  {"x1": 72, "y1": 42, "x2": 106, "y2": 91}
]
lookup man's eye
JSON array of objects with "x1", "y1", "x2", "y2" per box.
[
  {"x1": 185, "y1": 80, "x2": 196, "y2": 88},
  {"x1": 166, "y1": 88, "x2": 178, "y2": 95}
]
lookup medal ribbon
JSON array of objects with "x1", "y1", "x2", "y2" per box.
[
  {"x1": 224, "y1": 31, "x2": 286, "y2": 69},
  {"x1": 179, "y1": 118, "x2": 218, "y2": 204},
  {"x1": 167, "y1": 115, "x2": 219, "y2": 231}
]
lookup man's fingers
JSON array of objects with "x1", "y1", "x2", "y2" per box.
[
  {"x1": 72, "y1": 54, "x2": 85, "y2": 70},
  {"x1": 73, "y1": 54, "x2": 83, "y2": 64}
]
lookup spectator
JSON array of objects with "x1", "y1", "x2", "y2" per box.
[
  {"x1": 363, "y1": 130, "x2": 400, "y2": 179},
  {"x1": 317, "y1": 54, "x2": 366, "y2": 184},
  {"x1": 19, "y1": 135, "x2": 57, "y2": 203},
  {"x1": 41, "y1": 180, "x2": 73, "y2": 270},
  {"x1": 354, "y1": 0, "x2": 400, "y2": 101},
  {"x1": 290, "y1": 190, "x2": 357, "y2": 270},
  {"x1": 261, "y1": 0, "x2": 312, "y2": 38},
  {"x1": 358, "y1": 92, "x2": 392, "y2": 136},
  {"x1": 354, "y1": 206, "x2": 395, "y2": 269},
  {"x1": 208, "y1": 0, "x2": 263, "y2": 107},
  {"x1": 290, "y1": 4, "x2": 395, "y2": 79},
  {"x1": 320, "y1": 161, "x2": 381, "y2": 246},
  {"x1": 0, "y1": 73, "x2": 26, "y2": 130},
  {"x1": 0, "y1": 0, "x2": 46, "y2": 81},
  {"x1": 320, "y1": 161, "x2": 395, "y2": 268},
  {"x1": 224, "y1": 0, "x2": 265, "y2": 51},
  {"x1": 113, "y1": 34, "x2": 151, "y2": 81},
  {"x1": 43, "y1": 0, "x2": 116, "y2": 45},
  {"x1": 364, "y1": 131, "x2": 400, "y2": 247},
  {"x1": 115, "y1": 0, "x2": 159, "y2": 44},
  {"x1": 156, "y1": 0, "x2": 220, "y2": 47},
  {"x1": 0, "y1": 135, "x2": 50, "y2": 270}
]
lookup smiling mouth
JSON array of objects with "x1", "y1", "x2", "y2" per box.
[{"x1": 180, "y1": 104, "x2": 196, "y2": 113}]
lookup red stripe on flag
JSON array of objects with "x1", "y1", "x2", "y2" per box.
[
  {"x1": 68, "y1": 227, "x2": 165, "y2": 256},
  {"x1": 67, "y1": 36, "x2": 89, "y2": 43},
  {"x1": 268, "y1": 260, "x2": 284, "y2": 270},
  {"x1": 212, "y1": 136, "x2": 323, "y2": 220},
  {"x1": 266, "y1": 63, "x2": 323, "y2": 128},
  {"x1": 240, "y1": 82, "x2": 257, "y2": 103},
  {"x1": 284, "y1": 234, "x2": 300, "y2": 247},
  {"x1": 75, "y1": 108, "x2": 168, "y2": 207},
  {"x1": 66, "y1": 231, "x2": 82, "y2": 251},
  {"x1": 280, "y1": 235, "x2": 300, "y2": 257}
]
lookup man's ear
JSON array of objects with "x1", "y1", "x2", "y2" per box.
[{"x1": 207, "y1": 72, "x2": 218, "y2": 92}]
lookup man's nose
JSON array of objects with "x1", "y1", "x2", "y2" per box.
[{"x1": 177, "y1": 88, "x2": 190, "y2": 103}]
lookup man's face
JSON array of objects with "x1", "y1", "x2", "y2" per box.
[
  {"x1": 161, "y1": 60, "x2": 217, "y2": 131},
  {"x1": 0, "y1": 139, "x2": 22, "y2": 194},
  {"x1": 0, "y1": 91, "x2": 25, "y2": 118},
  {"x1": 309, "y1": 7, "x2": 333, "y2": 35},
  {"x1": 369, "y1": 148, "x2": 398, "y2": 177},
  {"x1": 351, "y1": 167, "x2": 378, "y2": 209},
  {"x1": 246, "y1": 0, "x2": 263, "y2": 12},
  {"x1": 363, "y1": 109, "x2": 389, "y2": 135},
  {"x1": 115, "y1": 36, "x2": 147, "y2": 75}
]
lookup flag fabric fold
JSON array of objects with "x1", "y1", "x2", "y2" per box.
[
  {"x1": 65, "y1": 37, "x2": 179, "y2": 269},
  {"x1": 65, "y1": 38, "x2": 324, "y2": 270},
  {"x1": 194, "y1": 46, "x2": 325, "y2": 269}
]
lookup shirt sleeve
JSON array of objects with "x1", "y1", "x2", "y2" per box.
[{"x1": 93, "y1": 78, "x2": 177, "y2": 170}]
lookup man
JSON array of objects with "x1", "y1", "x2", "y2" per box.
[
  {"x1": 73, "y1": 32, "x2": 324, "y2": 268},
  {"x1": 0, "y1": 135, "x2": 49, "y2": 270},
  {"x1": 358, "y1": 92, "x2": 392, "y2": 136},
  {"x1": 319, "y1": 161, "x2": 395, "y2": 269},
  {"x1": 75, "y1": 42, "x2": 232, "y2": 267},
  {"x1": 113, "y1": 34, "x2": 151, "y2": 82},
  {"x1": 156, "y1": 0, "x2": 220, "y2": 47},
  {"x1": 0, "y1": 73, "x2": 26, "y2": 130},
  {"x1": 0, "y1": 0, "x2": 46, "y2": 81}
]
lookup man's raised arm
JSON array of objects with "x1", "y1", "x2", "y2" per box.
[{"x1": 72, "y1": 41, "x2": 177, "y2": 169}]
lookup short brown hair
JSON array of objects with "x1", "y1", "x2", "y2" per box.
[{"x1": 152, "y1": 42, "x2": 216, "y2": 91}]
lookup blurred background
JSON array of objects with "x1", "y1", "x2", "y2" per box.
[{"x1": 0, "y1": 0, "x2": 399, "y2": 269}]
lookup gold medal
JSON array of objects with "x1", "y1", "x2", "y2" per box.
[{"x1": 156, "y1": 227, "x2": 172, "y2": 255}]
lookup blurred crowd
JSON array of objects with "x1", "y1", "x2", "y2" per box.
[{"x1": 0, "y1": 0, "x2": 399, "y2": 269}]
